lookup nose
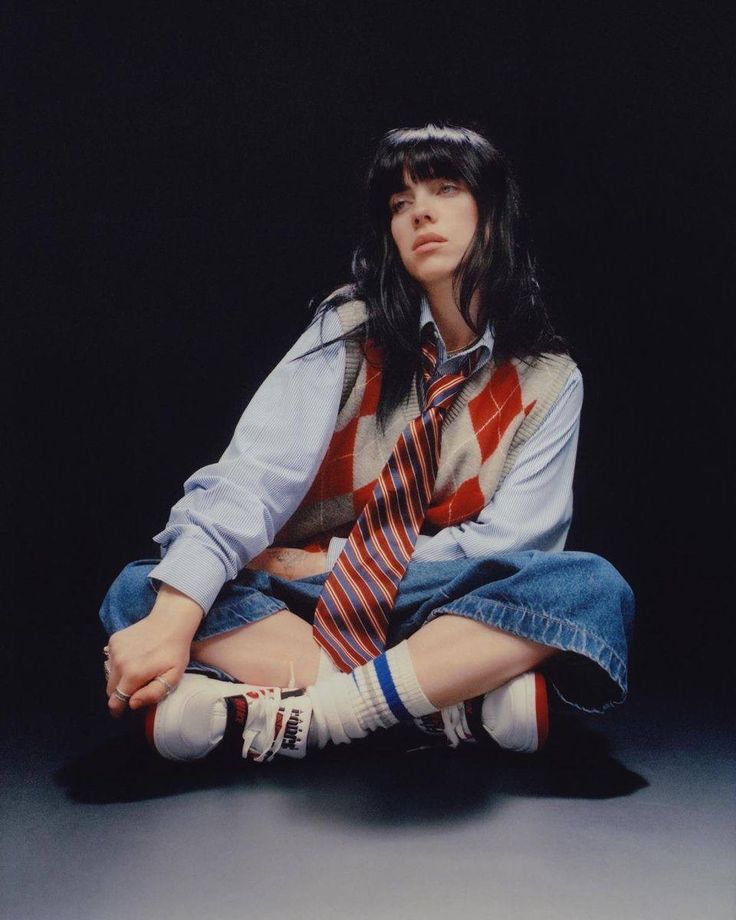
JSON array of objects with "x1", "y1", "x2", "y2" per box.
[{"x1": 412, "y1": 190, "x2": 437, "y2": 226}]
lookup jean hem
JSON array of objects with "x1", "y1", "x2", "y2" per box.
[{"x1": 427, "y1": 597, "x2": 627, "y2": 714}]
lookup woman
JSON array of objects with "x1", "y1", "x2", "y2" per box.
[{"x1": 100, "y1": 123, "x2": 634, "y2": 763}]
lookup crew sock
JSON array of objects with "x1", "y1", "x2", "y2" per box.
[
  {"x1": 305, "y1": 641, "x2": 436, "y2": 748},
  {"x1": 316, "y1": 647, "x2": 341, "y2": 683}
]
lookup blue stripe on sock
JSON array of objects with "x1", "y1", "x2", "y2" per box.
[{"x1": 374, "y1": 654, "x2": 412, "y2": 722}]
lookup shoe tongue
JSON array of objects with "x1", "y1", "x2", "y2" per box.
[{"x1": 274, "y1": 696, "x2": 312, "y2": 759}]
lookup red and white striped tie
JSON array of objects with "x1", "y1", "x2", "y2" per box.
[{"x1": 313, "y1": 327, "x2": 482, "y2": 672}]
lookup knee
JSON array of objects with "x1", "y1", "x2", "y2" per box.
[{"x1": 98, "y1": 559, "x2": 158, "y2": 636}]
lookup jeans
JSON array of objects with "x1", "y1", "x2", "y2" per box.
[{"x1": 99, "y1": 550, "x2": 634, "y2": 713}]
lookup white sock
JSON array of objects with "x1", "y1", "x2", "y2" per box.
[
  {"x1": 316, "y1": 647, "x2": 341, "y2": 683},
  {"x1": 305, "y1": 642, "x2": 436, "y2": 748}
]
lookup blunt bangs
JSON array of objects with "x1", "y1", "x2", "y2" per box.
[
  {"x1": 367, "y1": 124, "x2": 492, "y2": 221},
  {"x1": 298, "y1": 121, "x2": 566, "y2": 434}
]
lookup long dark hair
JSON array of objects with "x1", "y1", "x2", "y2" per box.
[{"x1": 296, "y1": 122, "x2": 566, "y2": 434}]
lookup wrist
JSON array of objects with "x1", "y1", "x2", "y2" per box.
[{"x1": 150, "y1": 584, "x2": 205, "y2": 632}]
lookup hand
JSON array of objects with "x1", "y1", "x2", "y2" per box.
[
  {"x1": 246, "y1": 546, "x2": 329, "y2": 580},
  {"x1": 105, "y1": 585, "x2": 204, "y2": 719}
]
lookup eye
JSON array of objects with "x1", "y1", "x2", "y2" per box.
[{"x1": 389, "y1": 181, "x2": 461, "y2": 214}]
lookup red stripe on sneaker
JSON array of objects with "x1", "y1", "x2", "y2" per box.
[
  {"x1": 144, "y1": 705, "x2": 157, "y2": 750},
  {"x1": 534, "y1": 673, "x2": 549, "y2": 749}
]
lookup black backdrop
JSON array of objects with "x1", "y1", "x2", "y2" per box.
[{"x1": 6, "y1": 3, "x2": 732, "y2": 702}]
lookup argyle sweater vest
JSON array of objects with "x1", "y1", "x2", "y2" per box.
[{"x1": 273, "y1": 299, "x2": 577, "y2": 554}]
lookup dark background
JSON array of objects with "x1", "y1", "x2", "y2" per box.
[{"x1": 5, "y1": 2, "x2": 732, "y2": 705}]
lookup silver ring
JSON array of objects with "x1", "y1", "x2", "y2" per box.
[
  {"x1": 153, "y1": 675, "x2": 175, "y2": 698},
  {"x1": 103, "y1": 645, "x2": 111, "y2": 659},
  {"x1": 112, "y1": 687, "x2": 131, "y2": 704}
]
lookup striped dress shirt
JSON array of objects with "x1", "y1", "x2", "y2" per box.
[{"x1": 149, "y1": 298, "x2": 583, "y2": 614}]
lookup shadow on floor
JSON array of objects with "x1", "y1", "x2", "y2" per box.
[{"x1": 55, "y1": 713, "x2": 647, "y2": 824}]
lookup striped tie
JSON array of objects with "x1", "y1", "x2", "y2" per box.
[{"x1": 313, "y1": 327, "x2": 482, "y2": 672}]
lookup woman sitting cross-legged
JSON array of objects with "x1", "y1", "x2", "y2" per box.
[{"x1": 99, "y1": 123, "x2": 634, "y2": 764}]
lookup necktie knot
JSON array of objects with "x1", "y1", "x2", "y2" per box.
[{"x1": 421, "y1": 331, "x2": 481, "y2": 414}]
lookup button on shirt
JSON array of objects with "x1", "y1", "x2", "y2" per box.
[{"x1": 149, "y1": 298, "x2": 584, "y2": 614}]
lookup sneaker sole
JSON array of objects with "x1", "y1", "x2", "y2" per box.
[
  {"x1": 509, "y1": 671, "x2": 548, "y2": 753},
  {"x1": 534, "y1": 672, "x2": 549, "y2": 750}
]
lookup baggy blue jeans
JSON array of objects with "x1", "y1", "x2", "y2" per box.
[
  {"x1": 100, "y1": 550, "x2": 634, "y2": 712},
  {"x1": 99, "y1": 550, "x2": 634, "y2": 713}
]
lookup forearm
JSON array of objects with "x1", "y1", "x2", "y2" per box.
[
  {"x1": 106, "y1": 583, "x2": 205, "y2": 718},
  {"x1": 150, "y1": 582, "x2": 205, "y2": 637}
]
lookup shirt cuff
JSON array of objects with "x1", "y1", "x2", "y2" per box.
[{"x1": 147, "y1": 538, "x2": 231, "y2": 615}]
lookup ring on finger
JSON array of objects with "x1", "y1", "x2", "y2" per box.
[
  {"x1": 153, "y1": 675, "x2": 175, "y2": 698},
  {"x1": 103, "y1": 645, "x2": 111, "y2": 659},
  {"x1": 112, "y1": 687, "x2": 132, "y2": 704}
]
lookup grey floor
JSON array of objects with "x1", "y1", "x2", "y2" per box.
[{"x1": 2, "y1": 685, "x2": 734, "y2": 920}]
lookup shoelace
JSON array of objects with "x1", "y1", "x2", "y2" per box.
[
  {"x1": 439, "y1": 702, "x2": 475, "y2": 748},
  {"x1": 240, "y1": 689, "x2": 305, "y2": 762},
  {"x1": 240, "y1": 689, "x2": 282, "y2": 762}
]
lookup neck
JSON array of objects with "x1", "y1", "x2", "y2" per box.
[{"x1": 424, "y1": 280, "x2": 482, "y2": 353}]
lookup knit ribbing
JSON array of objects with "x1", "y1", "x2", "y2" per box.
[
  {"x1": 353, "y1": 643, "x2": 435, "y2": 731},
  {"x1": 304, "y1": 642, "x2": 435, "y2": 748}
]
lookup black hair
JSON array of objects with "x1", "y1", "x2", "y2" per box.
[{"x1": 296, "y1": 122, "x2": 567, "y2": 434}]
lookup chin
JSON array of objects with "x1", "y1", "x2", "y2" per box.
[{"x1": 411, "y1": 268, "x2": 457, "y2": 287}]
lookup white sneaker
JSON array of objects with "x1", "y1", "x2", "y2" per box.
[
  {"x1": 414, "y1": 672, "x2": 549, "y2": 753},
  {"x1": 145, "y1": 673, "x2": 312, "y2": 763},
  {"x1": 480, "y1": 672, "x2": 549, "y2": 753}
]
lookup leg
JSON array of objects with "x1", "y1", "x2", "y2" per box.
[
  {"x1": 274, "y1": 551, "x2": 634, "y2": 756},
  {"x1": 100, "y1": 559, "x2": 329, "y2": 689},
  {"x1": 407, "y1": 614, "x2": 557, "y2": 709},
  {"x1": 146, "y1": 551, "x2": 634, "y2": 762},
  {"x1": 191, "y1": 609, "x2": 323, "y2": 688}
]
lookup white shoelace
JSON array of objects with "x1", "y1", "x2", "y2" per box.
[
  {"x1": 439, "y1": 702, "x2": 475, "y2": 748},
  {"x1": 240, "y1": 689, "x2": 282, "y2": 762},
  {"x1": 240, "y1": 689, "x2": 306, "y2": 762}
]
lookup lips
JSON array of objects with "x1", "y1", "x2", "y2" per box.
[{"x1": 412, "y1": 233, "x2": 447, "y2": 251}]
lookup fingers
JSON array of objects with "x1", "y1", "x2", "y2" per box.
[
  {"x1": 102, "y1": 623, "x2": 190, "y2": 719},
  {"x1": 107, "y1": 676, "x2": 136, "y2": 720},
  {"x1": 104, "y1": 638, "x2": 159, "y2": 719},
  {"x1": 129, "y1": 667, "x2": 181, "y2": 711},
  {"x1": 105, "y1": 643, "x2": 130, "y2": 718}
]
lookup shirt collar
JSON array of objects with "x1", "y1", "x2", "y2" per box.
[{"x1": 419, "y1": 296, "x2": 494, "y2": 371}]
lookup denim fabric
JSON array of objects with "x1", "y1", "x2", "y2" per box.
[{"x1": 99, "y1": 551, "x2": 634, "y2": 713}]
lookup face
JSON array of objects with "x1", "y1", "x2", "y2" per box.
[{"x1": 389, "y1": 169, "x2": 479, "y2": 290}]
